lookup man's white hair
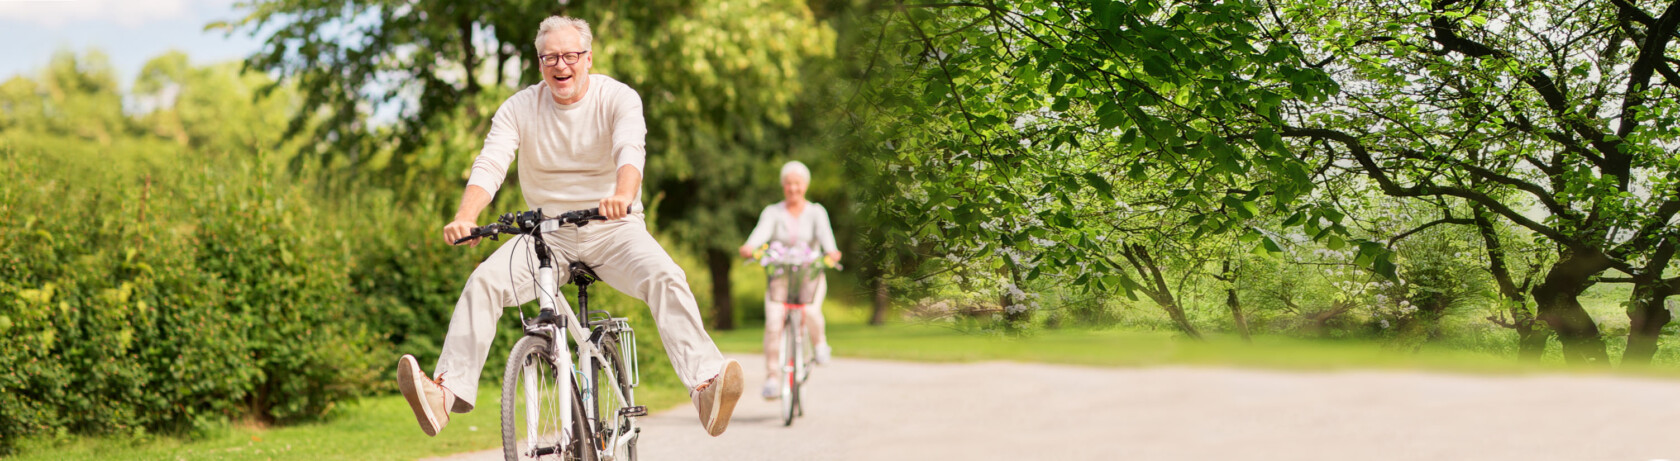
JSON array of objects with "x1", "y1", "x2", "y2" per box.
[
  {"x1": 535, "y1": 16, "x2": 593, "y2": 50},
  {"x1": 781, "y1": 160, "x2": 811, "y2": 182}
]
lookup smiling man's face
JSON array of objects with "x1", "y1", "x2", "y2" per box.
[{"x1": 537, "y1": 26, "x2": 592, "y2": 105}]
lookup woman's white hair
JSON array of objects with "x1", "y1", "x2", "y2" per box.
[
  {"x1": 781, "y1": 160, "x2": 811, "y2": 182},
  {"x1": 535, "y1": 16, "x2": 593, "y2": 50}
]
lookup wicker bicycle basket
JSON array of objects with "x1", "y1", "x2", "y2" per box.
[{"x1": 766, "y1": 263, "x2": 823, "y2": 305}]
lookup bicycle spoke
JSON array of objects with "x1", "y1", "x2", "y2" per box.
[{"x1": 505, "y1": 337, "x2": 579, "y2": 461}]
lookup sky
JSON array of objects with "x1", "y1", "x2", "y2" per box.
[{"x1": 0, "y1": 0, "x2": 266, "y2": 89}]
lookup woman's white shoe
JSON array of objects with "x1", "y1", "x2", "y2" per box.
[{"x1": 815, "y1": 344, "x2": 832, "y2": 365}]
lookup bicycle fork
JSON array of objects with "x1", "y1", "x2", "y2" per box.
[{"x1": 527, "y1": 240, "x2": 575, "y2": 456}]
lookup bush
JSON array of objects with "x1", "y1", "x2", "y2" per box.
[{"x1": 0, "y1": 146, "x2": 380, "y2": 453}]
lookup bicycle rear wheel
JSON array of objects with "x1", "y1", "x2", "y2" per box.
[
  {"x1": 502, "y1": 335, "x2": 594, "y2": 461},
  {"x1": 779, "y1": 310, "x2": 803, "y2": 426},
  {"x1": 591, "y1": 334, "x2": 636, "y2": 461}
]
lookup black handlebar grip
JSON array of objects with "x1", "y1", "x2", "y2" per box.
[
  {"x1": 560, "y1": 207, "x2": 606, "y2": 223},
  {"x1": 453, "y1": 223, "x2": 504, "y2": 245}
]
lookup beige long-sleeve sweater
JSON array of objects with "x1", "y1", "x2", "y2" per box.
[{"x1": 467, "y1": 74, "x2": 648, "y2": 214}]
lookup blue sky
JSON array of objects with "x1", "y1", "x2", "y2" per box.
[{"x1": 0, "y1": 0, "x2": 265, "y2": 89}]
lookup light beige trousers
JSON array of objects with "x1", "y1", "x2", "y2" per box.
[
  {"x1": 762, "y1": 276, "x2": 827, "y2": 377},
  {"x1": 435, "y1": 213, "x2": 725, "y2": 412}
]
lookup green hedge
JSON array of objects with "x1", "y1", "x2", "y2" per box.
[{"x1": 0, "y1": 147, "x2": 380, "y2": 454}]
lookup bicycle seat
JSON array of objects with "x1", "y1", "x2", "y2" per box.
[{"x1": 569, "y1": 261, "x2": 601, "y2": 285}]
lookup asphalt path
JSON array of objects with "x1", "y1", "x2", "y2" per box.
[{"x1": 427, "y1": 353, "x2": 1680, "y2": 460}]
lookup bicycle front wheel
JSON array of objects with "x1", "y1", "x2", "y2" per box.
[
  {"x1": 502, "y1": 335, "x2": 594, "y2": 461},
  {"x1": 779, "y1": 310, "x2": 803, "y2": 426},
  {"x1": 591, "y1": 334, "x2": 636, "y2": 461}
]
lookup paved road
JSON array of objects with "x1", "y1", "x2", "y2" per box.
[{"x1": 429, "y1": 353, "x2": 1680, "y2": 461}]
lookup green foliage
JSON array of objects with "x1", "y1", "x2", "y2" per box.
[
  {"x1": 0, "y1": 52, "x2": 381, "y2": 453},
  {"x1": 842, "y1": 0, "x2": 1347, "y2": 320},
  {"x1": 1270, "y1": 0, "x2": 1680, "y2": 361},
  {"x1": 0, "y1": 146, "x2": 384, "y2": 453},
  {"x1": 628, "y1": 0, "x2": 838, "y2": 253},
  {"x1": 190, "y1": 164, "x2": 384, "y2": 423}
]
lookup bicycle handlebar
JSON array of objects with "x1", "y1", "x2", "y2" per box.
[{"x1": 452, "y1": 208, "x2": 607, "y2": 245}]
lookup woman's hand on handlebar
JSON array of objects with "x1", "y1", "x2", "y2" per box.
[{"x1": 444, "y1": 220, "x2": 479, "y2": 246}]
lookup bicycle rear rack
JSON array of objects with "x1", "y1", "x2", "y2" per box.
[{"x1": 602, "y1": 318, "x2": 640, "y2": 388}]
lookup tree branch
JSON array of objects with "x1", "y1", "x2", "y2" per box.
[
  {"x1": 1427, "y1": 14, "x2": 1622, "y2": 172},
  {"x1": 1618, "y1": 0, "x2": 1680, "y2": 138},
  {"x1": 1394, "y1": 148, "x2": 1571, "y2": 218},
  {"x1": 1280, "y1": 125, "x2": 1578, "y2": 248},
  {"x1": 1388, "y1": 217, "x2": 1476, "y2": 246}
]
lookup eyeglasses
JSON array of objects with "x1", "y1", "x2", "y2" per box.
[{"x1": 538, "y1": 51, "x2": 589, "y2": 67}]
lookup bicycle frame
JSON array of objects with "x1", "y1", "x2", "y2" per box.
[
  {"x1": 769, "y1": 260, "x2": 822, "y2": 426},
  {"x1": 781, "y1": 303, "x2": 815, "y2": 384},
  {"x1": 516, "y1": 220, "x2": 640, "y2": 459}
]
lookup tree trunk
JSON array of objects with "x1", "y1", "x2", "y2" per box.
[
  {"x1": 870, "y1": 273, "x2": 889, "y2": 326},
  {"x1": 1123, "y1": 244, "x2": 1201, "y2": 339},
  {"x1": 1530, "y1": 252, "x2": 1611, "y2": 364},
  {"x1": 706, "y1": 248, "x2": 734, "y2": 330},
  {"x1": 1473, "y1": 212, "x2": 1546, "y2": 359},
  {"x1": 1220, "y1": 260, "x2": 1251, "y2": 342},
  {"x1": 458, "y1": 15, "x2": 479, "y2": 96},
  {"x1": 1001, "y1": 260, "x2": 1029, "y2": 330},
  {"x1": 1623, "y1": 281, "x2": 1673, "y2": 365}
]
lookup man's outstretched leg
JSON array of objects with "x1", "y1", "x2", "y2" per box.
[
  {"x1": 397, "y1": 355, "x2": 458, "y2": 436},
  {"x1": 583, "y1": 215, "x2": 743, "y2": 436},
  {"x1": 692, "y1": 360, "x2": 745, "y2": 436},
  {"x1": 400, "y1": 236, "x2": 542, "y2": 435}
]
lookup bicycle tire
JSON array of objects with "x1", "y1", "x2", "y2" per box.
[
  {"x1": 591, "y1": 334, "x2": 636, "y2": 461},
  {"x1": 502, "y1": 335, "x2": 595, "y2": 461},
  {"x1": 780, "y1": 309, "x2": 802, "y2": 426},
  {"x1": 794, "y1": 308, "x2": 808, "y2": 418}
]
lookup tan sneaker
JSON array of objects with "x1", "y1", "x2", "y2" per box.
[
  {"x1": 397, "y1": 355, "x2": 455, "y2": 436},
  {"x1": 691, "y1": 360, "x2": 744, "y2": 437}
]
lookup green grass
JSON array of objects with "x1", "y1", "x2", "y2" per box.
[
  {"x1": 8, "y1": 383, "x2": 689, "y2": 461},
  {"x1": 712, "y1": 315, "x2": 1680, "y2": 379}
]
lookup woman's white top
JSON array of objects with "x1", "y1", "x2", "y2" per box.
[{"x1": 743, "y1": 201, "x2": 839, "y2": 254}]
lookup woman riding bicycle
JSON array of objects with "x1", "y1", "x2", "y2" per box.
[{"x1": 737, "y1": 160, "x2": 841, "y2": 399}]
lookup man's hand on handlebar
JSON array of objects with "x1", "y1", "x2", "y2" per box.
[
  {"x1": 599, "y1": 192, "x2": 634, "y2": 220},
  {"x1": 444, "y1": 220, "x2": 479, "y2": 246}
]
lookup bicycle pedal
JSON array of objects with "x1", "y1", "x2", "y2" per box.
[{"x1": 618, "y1": 406, "x2": 648, "y2": 417}]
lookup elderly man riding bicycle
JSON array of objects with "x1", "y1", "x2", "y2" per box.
[{"x1": 396, "y1": 15, "x2": 744, "y2": 440}]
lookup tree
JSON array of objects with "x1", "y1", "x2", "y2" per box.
[
  {"x1": 843, "y1": 0, "x2": 1347, "y2": 331},
  {"x1": 0, "y1": 51, "x2": 126, "y2": 144},
  {"x1": 222, "y1": 0, "x2": 570, "y2": 175},
  {"x1": 133, "y1": 51, "x2": 302, "y2": 158},
  {"x1": 1270, "y1": 0, "x2": 1680, "y2": 363}
]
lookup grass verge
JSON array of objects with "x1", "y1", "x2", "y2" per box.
[
  {"x1": 712, "y1": 318, "x2": 1680, "y2": 379},
  {"x1": 9, "y1": 383, "x2": 689, "y2": 461}
]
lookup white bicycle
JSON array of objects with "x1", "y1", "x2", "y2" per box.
[
  {"x1": 457, "y1": 208, "x2": 644, "y2": 461},
  {"x1": 749, "y1": 242, "x2": 838, "y2": 426}
]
